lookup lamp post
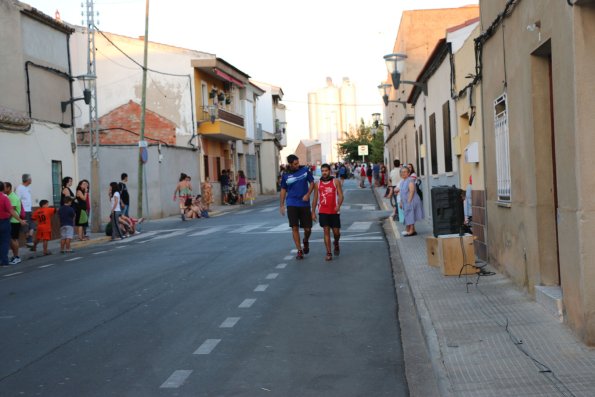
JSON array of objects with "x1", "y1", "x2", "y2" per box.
[
  {"x1": 383, "y1": 53, "x2": 427, "y2": 95},
  {"x1": 378, "y1": 83, "x2": 407, "y2": 108}
]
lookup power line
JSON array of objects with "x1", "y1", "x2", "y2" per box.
[{"x1": 282, "y1": 99, "x2": 384, "y2": 107}]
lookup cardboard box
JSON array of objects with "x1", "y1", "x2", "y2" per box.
[
  {"x1": 426, "y1": 236, "x2": 440, "y2": 268},
  {"x1": 438, "y1": 234, "x2": 477, "y2": 276}
]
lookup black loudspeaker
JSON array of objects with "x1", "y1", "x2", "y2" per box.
[{"x1": 431, "y1": 186, "x2": 464, "y2": 237}]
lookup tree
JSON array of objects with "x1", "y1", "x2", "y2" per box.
[{"x1": 338, "y1": 119, "x2": 384, "y2": 163}]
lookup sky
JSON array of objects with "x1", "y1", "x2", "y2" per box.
[{"x1": 30, "y1": 0, "x2": 477, "y2": 156}]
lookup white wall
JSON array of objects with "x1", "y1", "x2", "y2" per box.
[
  {"x1": 1, "y1": 122, "x2": 77, "y2": 208},
  {"x1": 256, "y1": 90, "x2": 274, "y2": 133},
  {"x1": 70, "y1": 29, "x2": 212, "y2": 139}
]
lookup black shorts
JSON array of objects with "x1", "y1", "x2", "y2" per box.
[
  {"x1": 319, "y1": 213, "x2": 341, "y2": 229},
  {"x1": 10, "y1": 223, "x2": 21, "y2": 239},
  {"x1": 287, "y1": 206, "x2": 312, "y2": 229}
]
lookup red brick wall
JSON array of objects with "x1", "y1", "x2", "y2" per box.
[{"x1": 78, "y1": 100, "x2": 176, "y2": 145}]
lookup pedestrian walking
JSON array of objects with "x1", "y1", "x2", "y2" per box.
[
  {"x1": 246, "y1": 183, "x2": 255, "y2": 205},
  {"x1": 173, "y1": 173, "x2": 192, "y2": 220},
  {"x1": 31, "y1": 199, "x2": 56, "y2": 255},
  {"x1": 59, "y1": 196, "x2": 75, "y2": 253},
  {"x1": 279, "y1": 154, "x2": 315, "y2": 260},
  {"x1": 119, "y1": 173, "x2": 130, "y2": 217},
  {"x1": 5, "y1": 182, "x2": 23, "y2": 265},
  {"x1": 360, "y1": 164, "x2": 367, "y2": 188},
  {"x1": 237, "y1": 170, "x2": 247, "y2": 205},
  {"x1": 0, "y1": 181, "x2": 27, "y2": 267},
  {"x1": 338, "y1": 163, "x2": 347, "y2": 185},
  {"x1": 399, "y1": 166, "x2": 424, "y2": 236},
  {"x1": 16, "y1": 173, "x2": 34, "y2": 247},
  {"x1": 366, "y1": 164, "x2": 373, "y2": 187},
  {"x1": 109, "y1": 182, "x2": 125, "y2": 241},
  {"x1": 311, "y1": 163, "x2": 344, "y2": 261}
]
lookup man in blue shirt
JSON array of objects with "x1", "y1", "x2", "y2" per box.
[{"x1": 280, "y1": 154, "x2": 315, "y2": 260}]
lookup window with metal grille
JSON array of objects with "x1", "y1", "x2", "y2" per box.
[
  {"x1": 51, "y1": 160, "x2": 62, "y2": 206},
  {"x1": 494, "y1": 94, "x2": 511, "y2": 202},
  {"x1": 246, "y1": 154, "x2": 257, "y2": 180}
]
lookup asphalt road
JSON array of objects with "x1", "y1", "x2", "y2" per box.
[{"x1": 0, "y1": 179, "x2": 408, "y2": 397}]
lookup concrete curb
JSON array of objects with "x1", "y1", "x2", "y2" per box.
[{"x1": 373, "y1": 188, "x2": 452, "y2": 397}]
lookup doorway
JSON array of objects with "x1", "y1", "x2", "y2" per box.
[{"x1": 531, "y1": 40, "x2": 561, "y2": 286}]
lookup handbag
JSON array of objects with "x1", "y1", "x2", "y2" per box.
[{"x1": 79, "y1": 209, "x2": 88, "y2": 224}]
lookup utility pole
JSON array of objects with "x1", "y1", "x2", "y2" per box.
[
  {"x1": 85, "y1": 0, "x2": 101, "y2": 233},
  {"x1": 137, "y1": 0, "x2": 149, "y2": 218}
]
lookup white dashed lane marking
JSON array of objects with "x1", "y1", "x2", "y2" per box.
[
  {"x1": 3, "y1": 272, "x2": 23, "y2": 277},
  {"x1": 266, "y1": 273, "x2": 279, "y2": 280},
  {"x1": 276, "y1": 263, "x2": 287, "y2": 269},
  {"x1": 254, "y1": 284, "x2": 269, "y2": 292},
  {"x1": 238, "y1": 299, "x2": 256, "y2": 308},
  {"x1": 219, "y1": 317, "x2": 241, "y2": 328},
  {"x1": 259, "y1": 207, "x2": 277, "y2": 213},
  {"x1": 160, "y1": 370, "x2": 193, "y2": 388},
  {"x1": 38, "y1": 264, "x2": 54, "y2": 268},
  {"x1": 193, "y1": 339, "x2": 221, "y2": 355},
  {"x1": 65, "y1": 257, "x2": 83, "y2": 262},
  {"x1": 283, "y1": 255, "x2": 293, "y2": 261},
  {"x1": 92, "y1": 250, "x2": 108, "y2": 255}
]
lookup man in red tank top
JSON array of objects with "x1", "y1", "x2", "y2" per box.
[{"x1": 311, "y1": 164, "x2": 344, "y2": 261}]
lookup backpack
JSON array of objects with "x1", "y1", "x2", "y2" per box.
[{"x1": 415, "y1": 179, "x2": 423, "y2": 200}]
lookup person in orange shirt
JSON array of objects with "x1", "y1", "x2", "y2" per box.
[{"x1": 31, "y1": 200, "x2": 57, "y2": 255}]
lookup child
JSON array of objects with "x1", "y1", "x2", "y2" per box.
[
  {"x1": 59, "y1": 196, "x2": 75, "y2": 253},
  {"x1": 31, "y1": 199, "x2": 57, "y2": 255},
  {"x1": 246, "y1": 183, "x2": 254, "y2": 205}
]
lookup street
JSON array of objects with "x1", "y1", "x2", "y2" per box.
[{"x1": 0, "y1": 180, "x2": 408, "y2": 397}]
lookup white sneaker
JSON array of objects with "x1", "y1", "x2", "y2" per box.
[
  {"x1": 9, "y1": 256, "x2": 21, "y2": 265},
  {"x1": 401, "y1": 231, "x2": 408, "y2": 235}
]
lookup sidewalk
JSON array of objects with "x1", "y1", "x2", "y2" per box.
[
  {"x1": 373, "y1": 187, "x2": 595, "y2": 397},
  {"x1": 9, "y1": 194, "x2": 278, "y2": 264}
]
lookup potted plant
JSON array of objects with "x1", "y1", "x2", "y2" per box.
[
  {"x1": 217, "y1": 92, "x2": 225, "y2": 102},
  {"x1": 209, "y1": 88, "x2": 217, "y2": 99},
  {"x1": 225, "y1": 97, "x2": 232, "y2": 105}
]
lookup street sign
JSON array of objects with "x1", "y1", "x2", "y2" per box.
[{"x1": 358, "y1": 145, "x2": 369, "y2": 156}]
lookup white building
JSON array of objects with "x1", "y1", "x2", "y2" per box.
[
  {"x1": 409, "y1": 20, "x2": 479, "y2": 218},
  {"x1": 252, "y1": 81, "x2": 287, "y2": 194},
  {"x1": 308, "y1": 77, "x2": 357, "y2": 163},
  {"x1": 0, "y1": 1, "x2": 77, "y2": 207}
]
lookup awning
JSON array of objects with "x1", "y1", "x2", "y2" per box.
[{"x1": 214, "y1": 68, "x2": 245, "y2": 88}]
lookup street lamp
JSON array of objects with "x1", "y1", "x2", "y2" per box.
[
  {"x1": 371, "y1": 112, "x2": 389, "y2": 136},
  {"x1": 383, "y1": 53, "x2": 427, "y2": 95},
  {"x1": 378, "y1": 83, "x2": 407, "y2": 108},
  {"x1": 60, "y1": 74, "x2": 96, "y2": 113}
]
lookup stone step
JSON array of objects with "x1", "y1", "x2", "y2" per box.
[{"x1": 535, "y1": 285, "x2": 564, "y2": 323}]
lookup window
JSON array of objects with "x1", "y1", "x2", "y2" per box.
[
  {"x1": 201, "y1": 82, "x2": 209, "y2": 111},
  {"x1": 246, "y1": 154, "x2": 257, "y2": 180},
  {"x1": 494, "y1": 94, "x2": 511, "y2": 202},
  {"x1": 51, "y1": 160, "x2": 62, "y2": 206},
  {"x1": 203, "y1": 156, "x2": 209, "y2": 180},
  {"x1": 416, "y1": 126, "x2": 423, "y2": 176},
  {"x1": 442, "y1": 101, "x2": 453, "y2": 172},
  {"x1": 216, "y1": 157, "x2": 222, "y2": 180},
  {"x1": 429, "y1": 113, "x2": 438, "y2": 175}
]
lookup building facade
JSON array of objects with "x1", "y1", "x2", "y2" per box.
[
  {"x1": 0, "y1": 1, "x2": 77, "y2": 208},
  {"x1": 479, "y1": 0, "x2": 595, "y2": 344},
  {"x1": 308, "y1": 77, "x2": 357, "y2": 163},
  {"x1": 381, "y1": 6, "x2": 480, "y2": 173}
]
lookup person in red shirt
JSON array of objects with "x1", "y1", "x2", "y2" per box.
[
  {"x1": 0, "y1": 181, "x2": 27, "y2": 267},
  {"x1": 31, "y1": 200, "x2": 57, "y2": 255},
  {"x1": 311, "y1": 163, "x2": 344, "y2": 261}
]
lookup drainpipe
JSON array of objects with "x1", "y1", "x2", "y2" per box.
[{"x1": 423, "y1": 97, "x2": 432, "y2": 220}]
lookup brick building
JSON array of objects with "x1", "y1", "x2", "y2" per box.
[{"x1": 77, "y1": 100, "x2": 177, "y2": 146}]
